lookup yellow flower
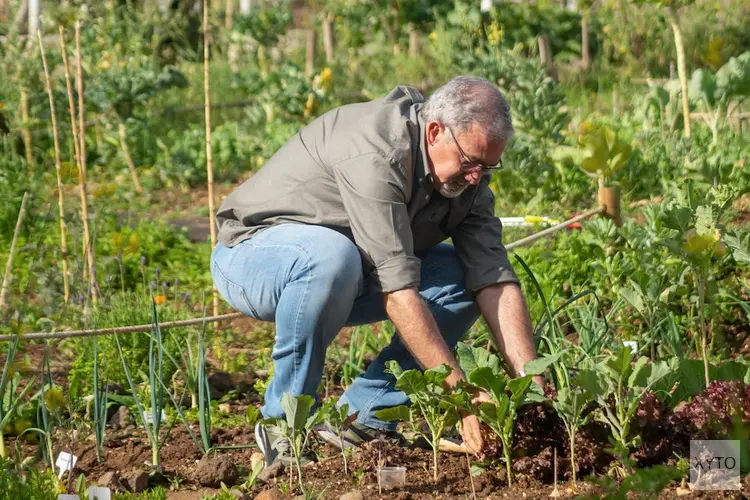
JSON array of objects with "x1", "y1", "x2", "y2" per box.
[
  {"x1": 154, "y1": 295, "x2": 167, "y2": 304},
  {"x1": 429, "y1": 32, "x2": 438, "y2": 41},
  {"x1": 683, "y1": 229, "x2": 720, "y2": 255},
  {"x1": 44, "y1": 386, "x2": 65, "y2": 410},
  {"x1": 320, "y1": 67, "x2": 333, "y2": 84},
  {"x1": 0, "y1": 102, "x2": 5, "y2": 109}
]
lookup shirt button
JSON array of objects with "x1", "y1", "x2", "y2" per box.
[{"x1": 424, "y1": 194, "x2": 430, "y2": 201}]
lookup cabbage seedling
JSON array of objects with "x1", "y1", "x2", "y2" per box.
[{"x1": 375, "y1": 362, "x2": 461, "y2": 483}]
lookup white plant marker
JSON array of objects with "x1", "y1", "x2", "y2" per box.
[
  {"x1": 57, "y1": 495, "x2": 80, "y2": 500},
  {"x1": 143, "y1": 409, "x2": 167, "y2": 424},
  {"x1": 623, "y1": 341, "x2": 638, "y2": 355},
  {"x1": 88, "y1": 486, "x2": 112, "y2": 500},
  {"x1": 55, "y1": 451, "x2": 78, "y2": 479}
]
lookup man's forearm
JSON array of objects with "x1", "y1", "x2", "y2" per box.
[
  {"x1": 475, "y1": 282, "x2": 539, "y2": 379},
  {"x1": 383, "y1": 287, "x2": 465, "y2": 386}
]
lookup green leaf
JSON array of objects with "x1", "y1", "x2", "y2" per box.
[
  {"x1": 661, "y1": 207, "x2": 692, "y2": 233},
  {"x1": 374, "y1": 405, "x2": 411, "y2": 422},
  {"x1": 394, "y1": 369, "x2": 427, "y2": 396},
  {"x1": 468, "y1": 367, "x2": 506, "y2": 402},
  {"x1": 576, "y1": 368, "x2": 606, "y2": 400},
  {"x1": 716, "y1": 52, "x2": 750, "y2": 98},
  {"x1": 280, "y1": 393, "x2": 315, "y2": 431},
  {"x1": 605, "y1": 347, "x2": 634, "y2": 380},
  {"x1": 694, "y1": 206, "x2": 715, "y2": 236},
  {"x1": 456, "y1": 344, "x2": 501, "y2": 375},
  {"x1": 424, "y1": 364, "x2": 452, "y2": 387},
  {"x1": 689, "y1": 69, "x2": 718, "y2": 107},
  {"x1": 523, "y1": 351, "x2": 567, "y2": 376},
  {"x1": 620, "y1": 284, "x2": 646, "y2": 315},
  {"x1": 723, "y1": 230, "x2": 750, "y2": 265},
  {"x1": 508, "y1": 376, "x2": 533, "y2": 402}
]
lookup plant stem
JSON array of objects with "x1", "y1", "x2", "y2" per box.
[
  {"x1": 568, "y1": 426, "x2": 577, "y2": 485},
  {"x1": 0, "y1": 431, "x2": 6, "y2": 458},
  {"x1": 697, "y1": 275, "x2": 710, "y2": 387}
]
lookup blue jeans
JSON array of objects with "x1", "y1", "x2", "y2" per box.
[{"x1": 210, "y1": 224, "x2": 480, "y2": 430}]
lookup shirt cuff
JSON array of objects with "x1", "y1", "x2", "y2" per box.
[
  {"x1": 465, "y1": 264, "x2": 520, "y2": 293},
  {"x1": 371, "y1": 255, "x2": 422, "y2": 293}
]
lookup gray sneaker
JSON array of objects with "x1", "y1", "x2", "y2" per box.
[
  {"x1": 314, "y1": 421, "x2": 410, "y2": 451},
  {"x1": 254, "y1": 422, "x2": 314, "y2": 467}
]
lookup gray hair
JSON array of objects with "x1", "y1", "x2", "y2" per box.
[{"x1": 421, "y1": 76, "x2": 514, "y2": 145}]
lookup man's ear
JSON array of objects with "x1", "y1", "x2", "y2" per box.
[{"x1": 426, "y1": 121, "x2": 442, "y2": 146}]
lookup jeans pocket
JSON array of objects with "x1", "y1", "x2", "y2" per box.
[{"x1": 211, "y1": 261, "x2": 260, "y2": 319}]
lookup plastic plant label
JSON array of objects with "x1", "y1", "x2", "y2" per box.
[
  {"x1": 55, "y1": 451, "x2": 78, "y2": 478},
  {"x1": 623, "y1": 341, "x2": 638, "y2": 354},
  {"x1": 57, "y1": 495, "x2": 80, "y2": 500},
  {"x1": 88, "y1": 487, "x2": 112, "y2": 500},
  {"x1": 143, "y1": 409, "x2": 167, "y2": 424}
]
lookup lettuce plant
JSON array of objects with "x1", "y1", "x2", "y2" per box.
[{"x1": 375, "y1": 362, "x2": 462, "y2": 483}]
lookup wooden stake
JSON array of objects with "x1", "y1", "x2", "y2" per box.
[
  {"x1": 203, "y1": 0, "x2": 219, "y2": 318},
  {"x1": 75, "y1": 22, "x2": 97, "y2": 304},
  {"x1": 305, "y1": 29, "x2": 316, "y2": 78},
  {"x1": 0, "y1": 0, "x2": 8, "y2": 24},
  {"x1": 38, "y1": 30, "x2": 70, "y2": 304},
  {"x1": 225, "y1": 0, "x2": 234, "y2": 30},
  {"x1": 118, "y1": 121, "x2": 144, "y2": 193},
  {"x1": 666, "y1": 5, "x2": 691, "y2": 138},
  {"x1": 408, "y1": 26, "x2": 420, "y2": 59},
  {"x1": 322, "y1": 12, "x2": 335, "y2": 63},
  {"x1": 20, "y1": 87, "x2": 33, "y2": 169},
  {"x1": 0, "y1": 193, "x2": 29, "y2": 321},
  {"x1": 60, "y1": 25, "x2": 96, "y2": 306}
]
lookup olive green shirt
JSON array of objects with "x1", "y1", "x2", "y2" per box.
[{"x1": 216, "y1": 85, "x2": 519, "y2": 293}]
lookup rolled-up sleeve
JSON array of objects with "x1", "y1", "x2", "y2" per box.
[
  {"x1": 333, "y1": 153, "x2": 421, "y2": 293},
  {"x1": 451, "y1": 182, "x2": 519, "y2": 292}
]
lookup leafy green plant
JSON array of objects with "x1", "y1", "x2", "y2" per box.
[
  {"x1": 375, "y1": 362, "x2": 462, "y2": 483},
  {"x1": 551, "y1": 386, "x2": 593, "y2": 485},
  {"x1": 466, "y1": 367, "x2": 539, "y2": 487},
  {"x1": 659, "y1": 182, "x2": 736, "y2": 386},
  {"x1": 321, "y1": 402, "x2": 355, "y2": 474},
  {"x1": 553, "y1": 123, "x2": 633, "y2": 188},
  {"x1": 576, "y1": 347, "x2": 675, "y2": 476},
  {"x1": 92, "y1": 338, "x2": 109, "y2": 462},
  {"x1": 689, "y1": 51, "x2": 750, "y2": 144},
  {"x1": 267, "y1": 393, "x2": 327, "y2": 494}
]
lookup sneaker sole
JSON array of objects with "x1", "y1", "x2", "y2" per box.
[{"x1": 255, "y1": 422, "x2": 276, "y2": 466}]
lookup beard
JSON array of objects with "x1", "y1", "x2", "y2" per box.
[{"x1": 437, "y1": 176, "x2": 470, "y2": 198}]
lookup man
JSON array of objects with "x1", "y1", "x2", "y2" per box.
[{"x1": 211, "y1": 76, "x2": 543, "y2": 466}]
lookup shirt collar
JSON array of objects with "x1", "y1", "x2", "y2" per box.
[{"x1": 414, "y1": 103, "x2": 434, "y2": 188}]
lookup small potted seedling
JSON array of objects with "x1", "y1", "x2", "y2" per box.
[{"x1": 553, "y1": 123, "x2": 631, "y2": 226}]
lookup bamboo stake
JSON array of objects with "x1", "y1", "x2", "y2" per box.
[
  {"x1": 305, "y1": 29, "x2": 316, "y2": 78},
  {"x1": 203, "y1": 0, "x2": 219, "y2": 318},
  {"x1": 75, "y1": 22, "x2": 97, "y2": 304},
  {"x1": 322, "y1": 12, "x2": 335, "y2": 62},
  {"x1": 38, "y1": 30, "x2": 70, "y2": 304},
  {"x1": 225, "y1": 0, "x2": 234, "y2": 30},
  {"x1": 20, "y1": 87, "x2": 33, "y2": 169},
  {"x1": 666, "y1": 5, "x2": 691, "y2": 138},
  {"x1": 0, "y1": 193, "x2": 29, "y2": 321},
  {"x1": 118, "y1": 121, "x2": 144, "y2": 193},
  {"x1": 60, "y1": 25, "x2": 96, "y2": 306}
]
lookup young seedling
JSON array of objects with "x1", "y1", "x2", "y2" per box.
[
  {"x1": 270, "y1": 392, "x2": 327, "y2": 494},
  {"x1": 321, "y1": 402, "x2": 356, "y2": 474},
  {"x1": 0, "y1": 335, "x2": 36, "y2": 458},
  {"x1": 466, "y1": 367, "x2": 540, "y2": 487},
  {"x1": 375, "y1": 361, "x2": 461, "y2": 483},
  {"x1": 576, "y1": 347, "x2": 674, "y2": 476},
  {"x1": 551, "y1": 386, "x2": 592, "y2": 485}
]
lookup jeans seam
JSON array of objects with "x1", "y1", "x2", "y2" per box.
[
  {"x1": 288, "y1": 249, "x2": 313, "y2": 395},
  {"x1": 356, "y1": 385, "x2": 391, "y2": 426},
  {"x1": 211, "y1": 261, "x2": 261, "y2": 318}
]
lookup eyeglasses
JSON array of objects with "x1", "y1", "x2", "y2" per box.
[{"x1": 446, "y1": 125, "x2": 504, "y2": 173}]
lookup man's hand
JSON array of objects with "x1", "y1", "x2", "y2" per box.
[{"x1": 459, "y1": 412, "x2": 485, "y2": 459}]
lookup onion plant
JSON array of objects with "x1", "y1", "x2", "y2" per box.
[
  {"x1": 92, "y1": 339, "x2": 108, "y2": 462},
  {"x1": 0, "y1": 335, "x2": 36, "y2": 458},
  {"x1": 115, "y1": 297, "x2": 173, "y2": 468}
]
